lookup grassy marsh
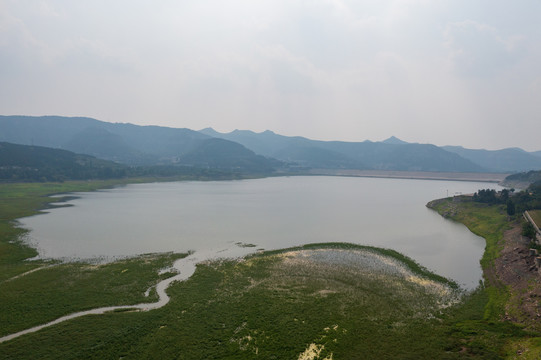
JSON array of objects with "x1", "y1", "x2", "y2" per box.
[
  {"x1": 0, "y1": 252, "x2": 186, "y2": 337},
  {"x1": 1, "y1": 181, "x2": 539, "y2": 358},
  {"x1": 1, "y1": 244, "x2": 474, "y2": 359}
]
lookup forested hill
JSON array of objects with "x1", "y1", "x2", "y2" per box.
[
  {"x1": 0, "y1": 142, "x2": 128, "y2": 182},
  {"x1": 0, "y1": 141, "x2": 278, "y2": 182},
  {"x1": 502, "y1": 170, "x2": 541, "y2": 189}
]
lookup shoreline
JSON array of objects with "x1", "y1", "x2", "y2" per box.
[
  {"x1": 0, "y1": 176, "x2": 498, "y2": 344},
  {"x1": 307, "y1": 169, "x2": 509, "y2": 183}
]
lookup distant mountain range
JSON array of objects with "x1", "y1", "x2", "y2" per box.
[
  {"x1": 1, "y1": 115, "x2": 541, "y2": 174},
  {"x1": 0, "y1": 116, "x2": 276, "y2": 173},
  {"x1": 442, "y1": 146, "x2": 541, "y2": 174},
  {"x1": 200, "y1": 127, "x2": 541, "y2": 173}
]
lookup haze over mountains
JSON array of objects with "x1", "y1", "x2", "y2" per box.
[
  {"x1": 201, "y1": 127, "x2": 541, "y2": 173},
  {"x1": 0, "y1": 116, "x2": 276, "y2": 173},
  {"x1": 2, "y1": 115, "x2": 541, "y2": 174}
]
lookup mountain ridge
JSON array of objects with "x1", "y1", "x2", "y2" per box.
[
  {"x1": 2, "y1": 115, "x2": 541, "y2": 174},
  {"x1": 200, "y1": 127, "x2": 541, "y2": 173},
  {"x1": 0, "y1": 116, "x2": 278, "y2": 173}
]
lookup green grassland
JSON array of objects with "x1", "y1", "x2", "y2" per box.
[
  {"x1": 1, "y1": 182, "x2": 539, "y2": 358},
  {"x1": 528, "y1": 209, "x2": 541, "y2": 229}
]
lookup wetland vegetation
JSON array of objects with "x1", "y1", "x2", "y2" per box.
[{"x1": 1, "y1": 179, "x2": 540, "y2": 358}]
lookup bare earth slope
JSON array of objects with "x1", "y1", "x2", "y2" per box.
[{"x1": 497, "y1": 225, "x2": 541, "y2": 331}]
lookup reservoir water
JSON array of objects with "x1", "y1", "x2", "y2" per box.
[{"x1": 20, "y1": 176, "x2": 500, "y2": 289}]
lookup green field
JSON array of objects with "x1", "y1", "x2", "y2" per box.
[
  {"x1": 1, "y1": 182, "x2": 540, "y2": 358},
  {"x1": 528, "y1": 209, "x2": 541, "y2": 229}
]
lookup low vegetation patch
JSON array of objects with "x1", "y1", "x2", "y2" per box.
[
  {"x1": 1, "y1": 244, "x2": 477, "y2": 359},
  {"x1": 0, "y1": 252, "x2": 186, "y2": 337}
]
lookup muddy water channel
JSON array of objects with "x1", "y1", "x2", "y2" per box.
[{"x1": 20, "y1": 176, "x2": 500, "y2": 290}]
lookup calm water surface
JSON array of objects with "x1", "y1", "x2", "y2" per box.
[{"x1": 20, "y1": 176, "x2": 500, "y2": 289}]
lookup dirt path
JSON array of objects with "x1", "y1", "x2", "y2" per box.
[
  {"x1": 495, "y1": 225, "x2": 541, "y2": 330},
  {"x1": 2, "y1": 264, "x2": 57, "y2": 284}
]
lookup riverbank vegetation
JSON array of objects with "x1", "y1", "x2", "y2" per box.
[
  {"x1": 428, "y1": 195, "x2": 541, "y2": 358},
  {"x1": 2, "y1": 180, "x2": 540, "y2": 358}
]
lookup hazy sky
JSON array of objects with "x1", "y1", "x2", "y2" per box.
[{"x1": 1, "y1": 1, "x2": 540, "y2": 151}]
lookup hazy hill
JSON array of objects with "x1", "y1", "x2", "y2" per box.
[
  {"x1": 201, "y1": 127, "x2": 541, "y2": 173},
  {"x1": 177, "y1": 138, "x2": 280, "y2": 173},
  {"x1": 273, "y1": 145, "x2": 367, "y2": 169},
  {"x1": 0, "y1": 142, "x2": 127, "y2": 182},
  {"x1": 502, "y1": 170, "x2": 541, "y2": 189},
  {"x1": 367, "y1": 143, "x2": 483, "y2": 172},
  {"x1": 442, "y1": 146, "x2": 541, "y2": 173},
  {"x1": 0, "y1": 116, "x2": 278, "y2": 173},
  {"x1": 382, "y1": 136, "x2": 409, "y2": 145},
  {"x1": 3, "y1": 115, "x2": 540, "y2": 174},
  {"x1": 0, "y1": 116, "x2": 210, "y2": 165},
  {"x1": 199, "y1": 128, "x2": 314, "y2": 158},
  {"x1": 200, "y1": 128, "x2": 484, "y2": 172},
  {"x1": 0, "y1": 116, "x2": 100, "y2": 147},
  {"x1": 63, "y1": 126, "x2": 156, "y2": 165}
]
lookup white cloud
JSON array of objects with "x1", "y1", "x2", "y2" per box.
[
  {"x1": 1, "y1": 1, "x2": 540, "y2": 150},
  {"x1": 444, "y1": 20, "x2": 524, "y2": 77}
]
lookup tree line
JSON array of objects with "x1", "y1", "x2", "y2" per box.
[{"x1": 473, "y1": 182, "x2": 541, "y2": 242}]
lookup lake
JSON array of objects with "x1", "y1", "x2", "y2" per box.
[{"x1": 19, "y1": 176, "x2": 500, "y2": 289}]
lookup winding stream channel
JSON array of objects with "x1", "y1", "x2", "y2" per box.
[{"x1": 0, "y1": 246, "x2": 254, "y2": 343}]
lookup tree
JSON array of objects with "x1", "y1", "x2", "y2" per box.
[
  {"x1": 500, "y1": 189, "x2": 509, "y2": 203},
  {"x1": 473, "y1": 189, "x2": 498, "y2": 204},
  {"x1": 506, "y1": 199, "x2": 516, "y2": 216}
]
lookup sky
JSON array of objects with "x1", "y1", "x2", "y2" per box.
[{"x1": 1, "y1": 1, "x2": 541, "y2": 151}]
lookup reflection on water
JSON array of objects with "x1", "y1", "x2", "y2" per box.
[{"x1": 20, "y1": 176, "x2": 499, "y2": 289}]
